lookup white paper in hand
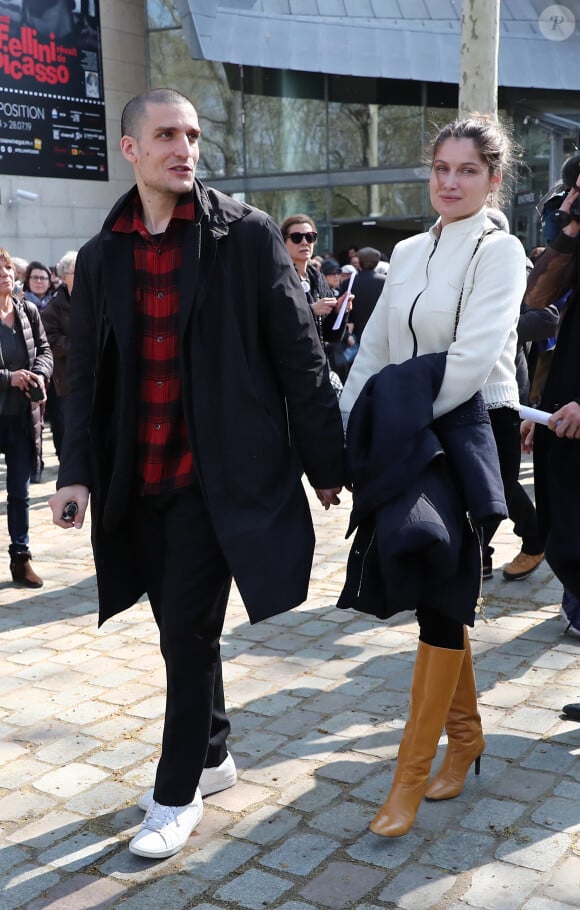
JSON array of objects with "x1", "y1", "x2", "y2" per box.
[
  {"x1": 519, "y1": 406, "x2": 552, "y2": 426},
  {"x1": 332, "y1": 270, "x2": 356, "y2": 330}
]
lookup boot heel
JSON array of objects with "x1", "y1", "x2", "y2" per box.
[{"x1": 474, "y1": 754, "x2": 481, "y2": 776}]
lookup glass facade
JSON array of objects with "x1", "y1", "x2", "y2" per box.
[{"x1": 146, "y1": 1, "x2": 580, "y2": 255}]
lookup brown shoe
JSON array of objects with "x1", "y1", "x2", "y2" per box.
[
  {"x1": 502, "y1": 551, "x2": 544, "y2": 581},
  {"x1": 10, "y1": 553, "x2": 43, "y2": 588}
]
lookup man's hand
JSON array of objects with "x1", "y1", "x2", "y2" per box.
[
  {"x1": 315, "y1": 487, "x2": 341, "y2": 510},
  {"x1": 49, "y1": 485, "x2": 90, "y2": 529},
  {"x1": 549, "y1": 401, "x2": 580, "y2": 438},
  {"x1": 520, "y1": 419, "x2": 535, "y2": 454}
]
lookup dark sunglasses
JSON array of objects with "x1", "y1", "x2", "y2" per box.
[{"x1": 288, "y1": 231, "x2": 317, "y2": 244}]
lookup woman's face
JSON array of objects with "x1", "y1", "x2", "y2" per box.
[
  {"x1": 28, "y1": 268, "x2": 51, "y2": 296},
  {"x1": 0, "y1": 258, "x2": 15, "y2": 297},
  {"x1": 429, "y1": 137, "x2": 501, "y2": 226},
  {"x1": 284, "y1": 222, "x2": 317, "y2": 270}
]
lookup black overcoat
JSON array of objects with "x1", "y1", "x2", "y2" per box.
[
  {"x1": 525, "y1": 233, "x2": 580, "y2": 598},
  {"x1": 58, "y1": 182, "x2": 345, "y2": 625}
]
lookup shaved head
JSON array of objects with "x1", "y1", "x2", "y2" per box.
[{"x1": 121, "y1": 88, "x2": 195, "y2": 139}]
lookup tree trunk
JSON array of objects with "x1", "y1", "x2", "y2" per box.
[{"x1": 459, "y1": 0, "x2": 500, "y2": 118}]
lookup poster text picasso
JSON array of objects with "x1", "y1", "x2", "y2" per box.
[{"x1": 0, "y1": 0, "x2": 107, "y2": 180}]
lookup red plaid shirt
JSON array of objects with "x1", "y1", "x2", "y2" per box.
[{"x1": 112, "y1": 191, "x2": 195, "y2": 494}]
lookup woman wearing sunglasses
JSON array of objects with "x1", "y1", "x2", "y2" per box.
[{"x1": 280, "y1": 215, "x2": 351, "y2": 384}]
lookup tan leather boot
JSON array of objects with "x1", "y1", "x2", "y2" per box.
[
  {"x1": 425, "y1": 628, "x2": 484, "y2": 801},
  {"x1": 10, "y1": 552, "x2": 43, "y2": 588},
  {"x1": 370, "y1": 640, "x2": 465, "y2": 837}
]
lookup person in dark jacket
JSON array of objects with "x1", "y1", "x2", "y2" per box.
[
  {"x1": 280, "y1": 214, "x2": 352, "y2": 383},
  {"x1": 521, "y1": 165, "x2": 580, "y2": 638},
  {"x1": 49, "y1": 88, "x2": 345, "y2": 860},
  {"x1": 0, "y1": 248, "x2": 53, "y2": 587},
  {"x1": 41, "y1": 250, "x2": 77, "y2": 459},
  {"x1": 349, "y1": 246, "x2": 386, "y2": 341}
]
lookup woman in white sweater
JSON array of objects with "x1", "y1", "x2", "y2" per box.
[{"x1": 340, "y1": 114, "x2": 527, "y2": 838}]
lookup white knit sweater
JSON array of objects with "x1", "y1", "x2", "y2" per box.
[{"x1": 340, "y1": 208, "x2": 527, "y2": 426}]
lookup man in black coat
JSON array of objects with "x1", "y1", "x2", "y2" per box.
[
  {"x1": 349, "y1": 247, "x2": 387, "y2": 341},
  {"x1": 521, "y1": 168, "x2": 580, "y2": 719},
  {"x1": 49, "y1": 88, "x2": 345, "y2": 860}
]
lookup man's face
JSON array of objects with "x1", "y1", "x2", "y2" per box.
[{"x1": 121, "y1": 100, "x2": 201, "y2": 199}]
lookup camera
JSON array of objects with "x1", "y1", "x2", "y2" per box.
[
  {"x1": 539, "y1": 153, "x2": 580, "y2": 229},
  {"x1": 27, "y1": 379, "x2": 45, "y2": 401}
]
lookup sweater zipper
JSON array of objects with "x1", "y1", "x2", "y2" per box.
[{"x1": 408, "y1": 237, "x2": 439, "y2": 357}]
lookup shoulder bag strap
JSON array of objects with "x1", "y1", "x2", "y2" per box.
[{"x1": 452, "y1": 227, "x2": 498, "y2": 342}]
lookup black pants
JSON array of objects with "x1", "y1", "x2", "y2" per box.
[
  {"x1": 416, "y1": 606, "x2": 464, "y2": 650},
  {"x1": 131, "y1": 482, "x2": 232, "y2": 806},
  {"x1": 483, "y1": 407, "x2": 535, "y2": 562}
]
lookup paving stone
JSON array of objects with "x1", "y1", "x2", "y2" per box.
[
  {"x1": 242, "y1": 756, "x2": 319, "y2": 789},
  {"x1": 495, "y1": 826, "x2": 571, "y2": 872},
  {"x1": 38, "y1": 830, "x2": 119, "y2": 871},
  {"x1": 419, "y1": 829, "x2": 495, "y2": 872},
  {"x1": 230, "y1": 730, "x2": 287, "y2": 759},
  {"x1": 35, "y1": 734, "x2": 100, "y2": 765},
  {"x1": 377, "y1": 864, "x2": 456, "y2": 908},
  {"x1": 260, "y1": 832, "x2": 338, "y2": 875},
  {"x1": 228, "y1": 804, "x2": 300, "y2": 844},
  {"x1": 308, "y1": 799, "x2": 373, "y2": 838},
  {"x1": 2, "y1": 865, "x2": 61, "y2": 910},
  {"x1": 531, "y1": 796, "x2": 580, "y2": 833},
  {"x1": 0, "y1": 842, "x2": 29, "y2": 873},
  {"x1": 492, "y1": 766, "x2": 557, "y2": 801},
  {"x1": 520, "y1": 742, "x2": 578, "y2": 774},
  {"x1": 299, "y1": 861, "x2": 384, "y2": 908},
  {"x1": 542, "y1": 854, "x2": 580, "y2": 905},
  {"x1": 461, "y1": 860, "x2": 542, "y2": 909},
  {"x1": 115, "y1": 873, "x2": 207, "y2": 909},
  {"x1": 6, "y1": 810, "x2": 85, "y2": 848},
  {"x1": 0, "y1": 791, "x2": 56, "y2": 823},
  {"x1": 502, "y1": 706, "x2": 561, "y2": 735},
  {"x1": 346, "y1": 830, "x2": 425, "y2": 869},
  {"x1": 523, "y1": 898, "x2": 580, "y2": 910},
  {"x1": 460, "y1": 796, "x2": 526, "y2": 833},
  {"x1": 277, "y1": 730, "x2": 353, "y2": 761},
  {"x1": 85, "y1": 740, "x2": 155, "y2": 771},
  {"x1": 277, "y1": 777, "x2": 342, "y2": 812},
  {"x1": 23, "y1": 872, "x2": 127, "y2": 909},
  {"x1": 315, "y1": 751, "x2": 378, "y2": 783},
  {"x1": 33, "y1": 763, "x2": 108, "y2": 798},
  {"x1": 214, "y1": 868, "x2": 293, "y2": 908},
  {"x1": 182, "y1": 837, "x2": 259, "y2": 881},
  {"x1": 63, "y1": 781, "x2": 138, "y2": 816}
]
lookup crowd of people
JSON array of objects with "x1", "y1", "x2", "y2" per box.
[{"x1": 1, "y1": 87, "x2": 579, "y2": 859}]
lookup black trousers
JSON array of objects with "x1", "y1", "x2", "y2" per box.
[
  {"x1": 416, "y1": 606, "x2": 464, "y2": 650},
  {"x1": 483, "y1": 407, "x2": 532, "y2": 562},
  {"x1": 131, "y1": 482, "x2": 232, "y2": 806}
]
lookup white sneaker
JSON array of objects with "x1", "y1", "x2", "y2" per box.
[
  {"x1": 560, "y1": 605, "x2": 580, "y2": 638},
  {"x1": 137, "y1": 752, "x2": 237, "y2": 813},
  {"x1": 129, "y1": 789, "x2": 203, "y2": 859}
]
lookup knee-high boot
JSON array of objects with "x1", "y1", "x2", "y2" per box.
[
  {"x1": 424, "y1": 628, "x2": 484, "y2": 801},
  {"x1": 370, "y1": 640, "x2": 465, "y2": 837}
]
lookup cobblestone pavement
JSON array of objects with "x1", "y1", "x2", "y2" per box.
[{"x1": 1, "y1": 436, "x2": 579, "y2": 910}]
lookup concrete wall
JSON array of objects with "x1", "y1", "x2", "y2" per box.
[{"x1": 0, "y1": 0, "x2": 147, "y2": 267}]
